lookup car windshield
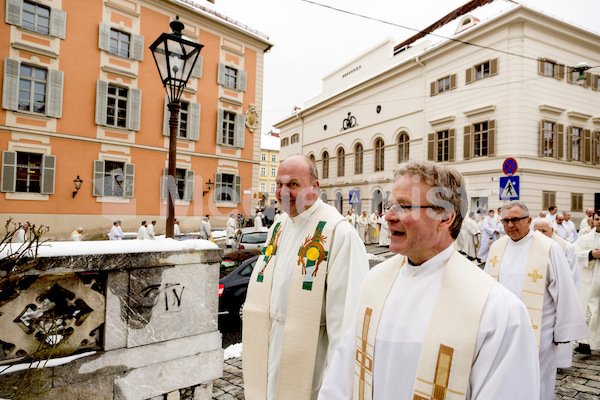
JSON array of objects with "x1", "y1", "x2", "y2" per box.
[
  {"x1": 220, "y1": 260, "x2": 239, "y2": 278},
  {"x1": 241, "y1": 232, "x2": 268, "y2": 244}
]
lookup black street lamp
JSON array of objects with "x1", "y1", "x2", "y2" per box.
[{"x1": 150, "y1": 16, "x2": 203, "y2": 238}]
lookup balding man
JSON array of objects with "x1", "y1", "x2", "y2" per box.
[
  {"x1": 530, "y1": 211, "x2": 548, "y2": 231},
  {"x1": 580, "y1": 208, "x2": 595, "y2": 233},
  {"x1": 564, "y1": 212, "x2": 578, "y2": 243},
  {"x1": 534, "y1": 218, "x2": 581, "y2": 368},
  {"x1": 243, "y1": 155, "x2": 369, "y2": 400},
  {"x1": 553, "y1": 213, "x2": 568, "y2": 241}
]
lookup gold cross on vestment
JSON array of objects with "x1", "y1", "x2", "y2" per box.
[
  {"x1": 528, "y1": 270, "x2": 543, "y2": 283},
  {"x1": 489, "y1": 255, "x2": 500, "y2": 267},
  {"x1": 356, "y1": 308, "x2": 374, "y2": 400},
  {"x1": 413, "y1": 344, "x2": 455, "y2": 400},
  {"x1": 530, "y1": 319, "x2": 538, "y2": 330}
]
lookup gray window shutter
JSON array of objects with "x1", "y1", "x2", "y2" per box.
[
  {"x1": 427, "y1": 133, "x2": 435, "y2": 161},
  {"x1": 5, "y1": 0, "x2": 22, "y2": 27},
  {"x1": 583, "y1": 129, "x2": 592, "y2": 163},
  {"x1": 95, "y1": 80, "x2": 108, "y2": 125},
  {"x1": 99, "y1": 23, "x2": 110, "y2": 52},
  {"x1": 41, "y1": 154, "x2": 55, "y2": 194},
  {"x1": 430, "y1": 81, "x2": 437, "y2": 97},
  {"x1": 162, "y1": 96, "x2": 169, "y2": 136},
  {"x1": 213, "y1": 172, "x2": 222, "y2": 202},
  {"x1": 490, "y1": 58, "x2": 498, "y2": 76},
  {"x1": 128, "y1": 88, "x2": 141, "y2": 131},
  {"x1": 131, "y1": 33, "x2": 144, "y2": 61},
  {"x1": 537, "y1": 59, "x2": 545, "y2": 76},
  {"x1": 465, "y1": 68, "x2": 473, "y2": 84},
  {"x1": 234, "y1": 175, "x2": 241, "y2": 203},
  {"x1": 50, "y1": 8, "x2": 66, "y2": 39},
  {"x1": 47, "y1": 69, "x2": 63, "y2": 118},
  {"x1": 93, "y1": 160, "x2": 105, "y2": 196},
  {"x1": 538, "y1": 121, "x2": 544, "y2": 157},
  {"x1": 555, "y1": 64, "x2": 565, "y2": 80},
  {"x1": 1, "y1": 150, "x2": 16, "y2": 192},
  {"x1": 567, "y1": 126, "x2": 573, "y2": 160},
  {"x1": 556, "y1": 124, "x2": 564, "y2": 159},
  {"x1": 3, "y1": 58, "x2": 20, "y2": 111},
  {"x1": 488, "y1": 120, "x2": 496, "y2": 156},
  {"x1": 216, "y1": 109, "x2": 225, "y2": 145},
  {"x1": 463, "y1": 125, "x2": 472, "y2": 160},
  {"x1": 217, "y1": 62, "x2": 226, "y2": 86},
  {"x1": 189, "y1": 103, "x2": 201, "y2": 141},
  {"x1": 450, "y1": 74, "x2": 457, "y2": 89},
  {"x1": 184, "y1": 169, "x2": 194, "y2": 201},
  {"x1": 237, "y1": 70, "x2": 247, "y2": 92},
  {"x1": 161, "y1": 167, "x2": 168, "y2": 200},
  {"x1": 123, "y1": 163, "x2": 135, "y2": 198},
  {"x1": 584, "y1": 72, "x2": 592, "y2": 88},
  {"x1": 448, "y1": 129, "x2": 455, "y2": 162},
  {"x1": 235, "y1": 113, "x2": 246, "y2": 148},
  {"x1": 191, "y1": 55, "x2": 203, "y2": 78}
]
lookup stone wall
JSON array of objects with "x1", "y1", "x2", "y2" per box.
[{"x1": 0, "y1": 242, "x2": 224, "y2": 400}]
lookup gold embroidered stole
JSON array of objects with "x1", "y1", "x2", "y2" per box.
[
  {"x1": 243, "y1": 205, "x2": 343, "y2": 400},
  {"x1": 552, "y1": 234, "x2": 567, "y2": 252},
  {"x1": 353, "y1": 252, "x2": 494, "y2": 400},
  {"x1": 486, "y1": 231, "x2": 552, "y2": 348}
]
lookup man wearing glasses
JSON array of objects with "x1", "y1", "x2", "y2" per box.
[
  {"x1": 319, "y1": 160, "x2": 539, "y2": 400},
  {"x1": 485, "y1": 201, "x2": 587, "y2": 400}
]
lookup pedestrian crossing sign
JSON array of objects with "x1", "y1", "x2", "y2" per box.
[
  {"x1": 499, "y1": 176, "x2": 519, "y2": 200},
  {"x1": 349, "y1": 190, "x2": 361, "y2": 204}
]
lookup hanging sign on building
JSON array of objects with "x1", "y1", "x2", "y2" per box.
[{"x1": 499, "y1": 176, "x2": 519, "y2": 200}]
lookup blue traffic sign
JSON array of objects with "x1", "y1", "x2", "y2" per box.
[
  {"x1": 502, "y1": 157, "x2": 518, "y2": 176},
  {"x1": 349, "y1": 190, "x2": 361, "y2": 204},
  {"x1": 499, "y1": 176, "x2": 519, "y2": 200}
]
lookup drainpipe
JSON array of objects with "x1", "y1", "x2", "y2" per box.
[{"x1": 415, "y1": 56, "x2": 427, "y2": 159}]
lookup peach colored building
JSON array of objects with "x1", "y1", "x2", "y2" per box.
[{"x1": 1, "y1": 0, "x2": 272, "y2": 239}]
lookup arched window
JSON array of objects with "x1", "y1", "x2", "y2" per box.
[
  {"x1": 337, "y1": 148, "x2": 345, "y2": 177},
  {"x1": 309, "y1": 154, "x2": 316, "y2": 163},
  {"x1": 322, "y1": 151, "x2": 329, "y2": 179},
  {"x1": 374, "y1": 138, "x2": 385, "y2": 171},
  {"x1": 398, "y1": 133, "x2": 410, "y2": 163},
  {"x1": 354, "y1": 143, "x2": 363, "y2": 174},
  {"x1": 372, "y1": 190, "x2": 383, "y2": 214},
  {"x1": 335, "y1": 192, "x2": 343, "y2": 214},
  {"x1": 320, "y1": 192, "x2": 327, "y2": 204}
]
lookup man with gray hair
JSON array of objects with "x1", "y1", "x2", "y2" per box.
[
  {"x1": 485, "y1": 201, "x2": 587, "y2": 399},
  {"x1": 320, "y1": 160, "x2": 539, "y2": 399}
]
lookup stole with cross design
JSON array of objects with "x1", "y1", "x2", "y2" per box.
[
  {"x1": 243, "y1": 206, "x2": 344, "y2": 400},
  {"x1": 353, "y1": 252, "x2": 494, "y2": 400},
  {"x1": 486, "y1": 231, "x2": 551, "y2": 349}
]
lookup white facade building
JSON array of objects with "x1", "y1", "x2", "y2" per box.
[{"x1": 275, "y1": 0, "x2": 600, "y2": 222}]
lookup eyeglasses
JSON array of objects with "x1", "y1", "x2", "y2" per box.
[
  {"x1": 389, "y1": 202, "x2": 438, "y2": 215},
  {"x1": 501, "y1": 216, "x2": 528, "y2": 225}
]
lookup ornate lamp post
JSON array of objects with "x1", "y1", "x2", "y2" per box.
[{"x1": 150, "y1": 16, "x2": 203, "y2": 238}]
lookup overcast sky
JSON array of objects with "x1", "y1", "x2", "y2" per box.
[{"x1": 200, "y1": 0, "x2": 599, "y2": 137}]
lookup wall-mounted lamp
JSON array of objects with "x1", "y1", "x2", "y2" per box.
[
  {"x1": 573, "y1": 62, "x2": 591, "y2": 85},
  {"x1": 72, "y1": 176, "x2": 83, "y2": 198},
  {"x1": 203, "y1": 179, "x2": 214, "y2": 196}
]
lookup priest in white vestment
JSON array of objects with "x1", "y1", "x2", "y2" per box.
[
  {"x1": 477, "y1": 210, "x2": 497, "y2": 262},
  {"x1": 564, "y1": 212, "x2": 578, "y2": 243},
  {"x1": 378, "y1": 213, "x2": 390, "y2": 247},
  {"x1": 368, "y1": 212, "x2": 378, "y2": 244},
  {"x1": 319, "y1": 160, "x2": 539, "y2": 400},
  {"x1": 574, "y1": 211, "x2": 600, "y2": 353},
  {"x1": 357, "y1": 212, "x2": 369, "y2": 244},
  {"x1": 226, "y1": 213, "x2": 236, "y2": 247},
  {"x1": 534, "y1": 219, "x2": 581, "y2": 368},
  {"x1": 243, "y1": 155, "x2": 369, "y2": 400},
  {"x1": 579, "y1": 208, "x2": 594, "y2": 232},
  {"x1": 485, "y1": 201, "x2": 588, "y2": 400}
]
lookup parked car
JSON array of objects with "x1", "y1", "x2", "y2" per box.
[
  {"x1": 219, "y1": 249, "x2": 261, "y2": 278},
  {"x1": 233, "y1": 227, "x2": 268, "y2": 251},
  {"x1": 219, "y1": 254, "x2": 260, "y2": 320}
]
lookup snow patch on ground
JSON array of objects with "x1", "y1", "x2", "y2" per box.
[
  {"x1": 0, "y1": 351, "x2": 96, "y2": 375},
  {"x1": 224, "y1": 343, "x2": 242, "y2": 360}
]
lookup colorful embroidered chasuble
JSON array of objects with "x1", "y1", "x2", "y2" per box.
[
  {"x1": 486, "y1": 231, "x2": 552, "y2": 348},
  {"x1": 243, "y1": 206, "x2": 344, "y2": 400},
  {"x1": 353, "y1": 252, "x2": 494, "y2": 400}
]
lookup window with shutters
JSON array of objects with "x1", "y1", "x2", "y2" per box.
[
  {"x1": 260, "y1": 166, "x2": 266, "y2": 176},
  {"x1": 568, "y1": 126, "x2": 582, "y2": 161},
  {"x1": 540, "y1": 120, "x2": 564, "y2": 159},
  {"x1": 594, "y1": 131, "x2": 600, "y2": 165},
  {"x1": 161, "y1": 167, "x2": 194, "y2": 201},
  {"x1": 438, "y1": 76, "x2": 451, "y2": 92},
  {"x1": 214, "y1": 173, "x2": 241, "y2": 203},
  {"x1": 106, "y1": 84, "x2": 128, "y2": 128},
  {"x1": 537, "y1": 58, "x2": 565, "y2": 80},
  {"x1": 271, "y1": 154, "x2": 277, "y2": 162},
  {"x1": 337, "y1": 148, "x2": 345, "y2": 177},
  {"x1": 177, "y1": 101, "x2": 189, "y2": 138},
  {"x1": 110, "y1": 28, "x2": 130, "y2": 58},
  {"x1": 291, "y1": 133, "x2": 299, "y2": 144},
  {"x1": 322, "y1": 152, "x2": 329, "y2": 179},
  {"x1": 571, "y1": 193, "x2": 583, "y2": 212},
  {"x1": 224, "y1": 66, "x2": 237, "y2": 89},
  {"x1": 473, "y1": 122, "x2": 490, "y2": 158},
  {"x1": 221, "y1": 111, "x2": 235, "y2": 146},
  {"x1": 92, "y1": 159, "x2": 134, "y2": 198},
  {"x1": 18, "y1": 64, "x2": 46, "y2": 114},
  {"x1": 217, "y1": 63, "x2": 247, "y2": 92},
  {"x1": 397, "y1": 133, "x2": 409, "y2": 163},
  {"x1": 261, "y1": 153, "x2": 266, "y2": 161},
  {"x1": 354, "y1": 143, "x2": 363, "y2": 174},
  {"x1": 543, "y1": 60, "x2": 555, "y2": 77},
  {"x1": 260, "y1": 182, "x2": 266, "y2": 192},
  {"x1": 15, "y1": 152, "x2": 42, "y2": 193},
  {"x1": 281, "y1": 137, "x2": 289, "y2": 147},
  {"x1": 437, "y1": 131, "x2": 450, "y2": 162},
  {"x1": 103, "y1": 161, "x2": 125, "y2": 197},
  {"x1": 175, "y1": 168, "x2": 187, "y2": 200},
  {"x1": 431, "y1": 75, "x2": 456, "y2": 96},
  {"x1": 542, "y1": 191, "x2": 556, "y2": 211},
  {"x1": 374, "y1": 138, "x2": 385, "y2": 172},
  {"x1": 22, "y1": 1, "x2": 50, "y2": 35},
  {"x1": 162, "y1": 99, "x2": 200, "y2": 140},
  {"x1": 466, "y1": 59, "x2": 498, "y2": 84},
  {"x1": 1, "y1": 150, "x2": 55, "y2": 195},
  {"x1": 566, "y1": 68, "x2": 592, "y2": 87}
]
